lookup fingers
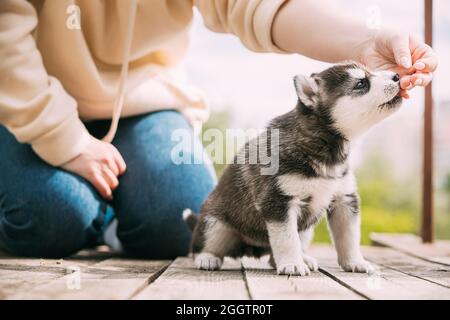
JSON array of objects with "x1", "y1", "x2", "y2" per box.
[
  {"x1": 90, "y1": 166, "x2": 120, "y2": 201},
  {"x1": 91, "y1": 171, "x2": 113, "y2": 200},
  {"x1": 104, "y1": 154, "x2": 119, "y2": 176},
  {"x1": 88, "y1": 164, "x2": 120, "y2": 201},
  {"x1": 400, "y1": 71, "x2": 433, "y2": 95},
  {"x1": 111, "y1": 146, "x2": 127, "y2": 175},
  {"x1": 399, "y1": 73, "x2": 431, "y2": 100},
  {"x1": 400, "y1": 75, "x2": 412, "y2": 90},
  {"x1": 62, "y1": 137, "x2": 127, "y2": 201},
  {"x1": 391, "y1": 34, "x2": 412, "y2": 69},
  {"x1": 413, "y1": 56, "x2": 437, "y2": 73},
  {"x1": 392, "y1": 35, "x2": 436, "y2": 91},
  {"x1": 102, "y1": 165, "x2": 119, "y2": 190},
  {"x1": 411, "y1": 72, "x2": 433, "y2": 87},
  {"x1": 410, "y1": 37, "x2": 438, "y2": 73},
  {"x1": 94, "y1": 145, "x2": 125, "y2": 200},
  {"x1": 405, "y1": 37, "x2": 437, "y2": 91}
]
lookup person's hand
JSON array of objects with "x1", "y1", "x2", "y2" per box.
[
  {"x1": 61, "y1": 136, "x2": 127, "y2": 200},
  {"x1": 358, "y1": 30, "x2": 438, "y2": 99}
]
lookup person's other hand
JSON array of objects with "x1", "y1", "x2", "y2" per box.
[
  {"x1": 61, "y1": 136, "x2": 127, "y2": 200},
  {"x1": 358, "y1": 31, "x2": 438, "y2": 99}
]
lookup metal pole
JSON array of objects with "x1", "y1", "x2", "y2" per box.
[{"x1": 422, "y1": 0, "x2": 434, "y2": 243}]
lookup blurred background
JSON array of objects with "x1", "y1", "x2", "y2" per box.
[{"x1": 182, "y1": 0, "x2": 449, "y2": 243}]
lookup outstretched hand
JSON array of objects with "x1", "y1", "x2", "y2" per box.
[{"x1": 359, "y1": 31, "x2": 438, "y2": 99}]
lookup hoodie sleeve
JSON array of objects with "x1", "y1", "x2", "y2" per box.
[
  {"x1": 0, "y1": 0, "x2": 90, "y2": 166},
  {"x1": 194, "y1": 0, "x2": 288, "y2": 53}
]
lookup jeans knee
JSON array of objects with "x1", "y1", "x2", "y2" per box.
[{"x1": 0, "y1": 175, "x2": 105, "y2": 258}]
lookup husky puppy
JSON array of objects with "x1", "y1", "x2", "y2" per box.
[{"x1": 185, "y1": 62, "x2": 402, "y2": 276}]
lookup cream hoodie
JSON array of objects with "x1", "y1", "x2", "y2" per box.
[{"x1": 0, "y1": 0, "x2": 286, "y2": 166}]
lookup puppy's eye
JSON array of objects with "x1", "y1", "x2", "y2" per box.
[{"x1": 354, "y1": 79, "x2": 367, "y2": 90}]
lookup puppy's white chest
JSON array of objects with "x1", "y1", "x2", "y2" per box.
[{"x1": 277, "y1": 174, "x2": 340, "y2": 213}]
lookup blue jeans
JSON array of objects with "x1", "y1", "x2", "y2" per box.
[{"x1": 0, "y1": 110, "x2": 216, "y2": 258}]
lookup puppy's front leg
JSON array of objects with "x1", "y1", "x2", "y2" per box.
[
  {"x1": 299, "y1": 227, "x2": 319, "y2": 271},
  {"x1": 269, "y1": 227, "x2": 319, "y2": 271},
  {"x1": 265, "y1": 202, "x2": 310, "y2": 276},
  {"x1": 327, "y1": 192, "x2": 374, "y2": 274}
]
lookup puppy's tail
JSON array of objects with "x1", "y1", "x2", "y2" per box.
[{"x1": 182, "y1": 209, "x2": 198, "y2": 232}]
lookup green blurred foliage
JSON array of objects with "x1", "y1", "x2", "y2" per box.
[
  {"x1": 201, "y1": 109, "x2": 232, "y2": 177},
  {"x1": 313, "y1": 208, "x2": 416, "y2": 244},
  {"x1": 436, "y1": 174, "x2": 450, "y2": 240},
  {"x1": 313, "y1": 151, "x2": 420, "y2": 244},
  {"x1": 445, "y1": 174, "x2": 450, "y2": 194}
]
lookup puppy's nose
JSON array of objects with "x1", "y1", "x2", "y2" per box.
[{"x1": 392, "y1": 73, "x2": 400, "y2": 82}]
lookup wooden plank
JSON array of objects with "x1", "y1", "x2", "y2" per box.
[
  {"x1": 0, "y1": 249, "x2": 112, "y2": 299},
  {"x1": 134, "y1": 257, "x2": 249, "y2": 300},
  {"x1": 241, "y1": 255, "x2": 363, "y2": 300},
  {"x1": 310, "y1": 245, "x2": 450, "y2": 300},
  {"x1": 0, "y1": 266, "x2": 64, "y2": 300},
  {"x1": 362, "y1": 246, "x2": 450, "y2": 288},
  {"x1": 371, "y1": 233, "x2": 450, "y2": 265},
  {"x1": 6, "y1": 258, "x2": 169, "y2": 300},
  {"x1": 0, "y1": 247, "x2": 113, "y2": 269}
]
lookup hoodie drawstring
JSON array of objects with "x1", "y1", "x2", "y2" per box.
[{"x1": 102, "y1": 0, "x2": 138, "y2": 143}]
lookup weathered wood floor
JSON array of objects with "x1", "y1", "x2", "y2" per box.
[{"x1": 1, "y1": 234, "x2": 449, "y2": 300}]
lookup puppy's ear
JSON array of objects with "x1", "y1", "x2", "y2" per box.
[{"x1": 293, "y1": 74, "x2": 320, "y2": 107}]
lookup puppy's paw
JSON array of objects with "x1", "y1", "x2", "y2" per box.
[
  {"x1": 195, "y1": 252, "x2": 223, "y2": 271},
  {"x1": 302, "y1": 254, "x2": 319, "y2": 272},
  {"x1": 339, "y1": 259, "x2": 374, "y2": 274},
  {"x1": 277, "y1": 262, "x2": 310, "y2": 276}
]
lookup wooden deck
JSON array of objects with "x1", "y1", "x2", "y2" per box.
[{"x1": 1, "y1": 234, "x2": 449, "y2": 300}]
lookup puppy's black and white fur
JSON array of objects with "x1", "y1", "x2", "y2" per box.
[{"x1": 185, "y1": 62, "x2": 402, "y2": 276}]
